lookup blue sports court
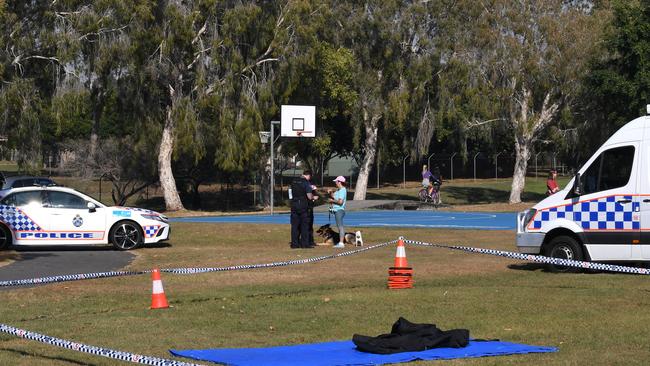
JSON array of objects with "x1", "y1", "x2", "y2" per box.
[{"x1": 172, "y1": 210, "x2": 517, "y2": 230}]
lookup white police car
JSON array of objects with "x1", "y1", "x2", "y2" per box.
[{"x1": 0, "y1": 186, "x2": 170, "y2": 250}]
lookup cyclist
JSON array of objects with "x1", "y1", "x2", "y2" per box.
[
  {"x1": 421, "y1": 165, "x2": 433, "y2": 192},
  {"x1": 429, "y1": 166, "x2": 443, "y2": 201}
]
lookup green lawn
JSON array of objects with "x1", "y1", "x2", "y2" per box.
[
  {"x1": 1, "y1": 223, "x2": 649, "y2": 365},
  {"x1": 0, "y1": 161, "x2": 18, "y2": 173}
]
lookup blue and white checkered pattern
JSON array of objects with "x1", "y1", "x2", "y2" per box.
[
  {"x1": 143, "y1": 225, "x2": 160, "y2": 238},
  {"x1": 0, "y1": 205, "x2": 41, "y2": 231},
  {"x1": 530, "y1": 195, "x2": 639, "y2": 231}
]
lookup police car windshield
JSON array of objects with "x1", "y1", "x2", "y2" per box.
[{"x1": 12, "y1": 178, "x2": 54, "y2": 188}]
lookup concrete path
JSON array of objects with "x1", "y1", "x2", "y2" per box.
[{"x1": 0, "y1": 246, "x2": 134, "y2": 285}]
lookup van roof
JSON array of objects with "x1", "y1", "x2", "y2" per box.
[{"x1": 603, "y1": 116, "x2": 650, "y2": 145}]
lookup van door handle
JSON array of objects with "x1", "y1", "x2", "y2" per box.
[
  {"x1": 644, "y1": 199, "x2": 650, "y2": 203},
  {"x1": 617, "y1": 199, "x2": 632, "y2": 204}
]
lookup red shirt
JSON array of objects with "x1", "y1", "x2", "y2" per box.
[{"x1": 547, "y1": 179, "x2": 558, "y2": 194}]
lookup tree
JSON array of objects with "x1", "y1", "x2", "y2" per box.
[
  {"x1": 454, "y1": 0, "x2": 606, "y2": 203},
  {"x1": 581, "y1": 0, "x2": 647, "y2": 155},
  {"x1": 325, "y1": 1, "x2": 437, "y2": 200}
]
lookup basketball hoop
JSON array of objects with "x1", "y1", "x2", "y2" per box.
[{"x1": 259, "y1": 131, "x2": 271, "y2": 144}]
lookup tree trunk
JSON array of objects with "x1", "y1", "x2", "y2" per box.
[
  {"x1": 89, "y1": 91, "x2": 103, "y2": 161},
  {"x1": 353, "y1": 114, "x2": 380, "y2": 200},
  {"x1": 158, "y1": 107, "x2": 185, "y2": 211},
  {"x1": 509, "y1": 138, "x2": 531, "y2": 204}
]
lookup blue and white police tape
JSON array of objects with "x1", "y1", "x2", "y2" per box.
[
  {"x1": 404, "y1": 239, "x2": 650, "y2": 275},
  {"x1": 0, "y1": 240, "x2": 397, "y2": 287},
  {"x1": 0, "y1": 323, "x2": 205, "y2": 366},
  {"x1": 160, "y1": 240, "x2": 397, "y2": 274},
  {"x1": 0, "y1": 269, "x2": 151, "y2": 288}
]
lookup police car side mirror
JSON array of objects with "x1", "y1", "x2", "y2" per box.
[
  {"x1": 87, "y1": 202, "x2": 96, "y2": 213},
  {"x1": 572, "y1": 173, "x2": 582, "y2": 196}
]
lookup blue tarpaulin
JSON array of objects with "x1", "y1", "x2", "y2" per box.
[{"x1": 170, "y1": 339, "x2": 557, "y2": 366}]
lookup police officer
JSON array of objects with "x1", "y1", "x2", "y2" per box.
[{"x1": 290, "y1": 170, "x2": 318, "y2": 248}]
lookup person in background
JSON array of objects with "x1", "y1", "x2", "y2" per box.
[
  {"x1": 422, "y1": 165, "x2": 433, "y2": 194},
  {"x1": 289, "y1": 170, "x2": 318, "y2": 249},
  {"x1": 547, "y1": 169, "x2": 560, "y2": 195},
  {"x1": 328, "y1": 176, "x2": 348, "y2": 248}
]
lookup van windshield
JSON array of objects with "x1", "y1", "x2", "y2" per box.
[{"x1": 581, "y1": 145, "x2": 635, "y2": 195}]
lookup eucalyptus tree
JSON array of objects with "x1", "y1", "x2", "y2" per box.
[
  {"x1": 0, "y1": 1, "x2": 62, "y2": 172},
  {"x1": 326, "y1": 1, "x2": 438, "y2": 200},
  {"x1": 453, "y1": 0, "x2": 606, "y2": 203},
  {"x1": 50, "y1": 0, "x2": 133, "y2": 158},
  {"x1": 125, "y1": 1, "x2": 299, "y2": 211}
]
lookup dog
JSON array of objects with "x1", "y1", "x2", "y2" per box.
[{"x1": 316, "y1": 224, "x2": 362, "y2": 246}]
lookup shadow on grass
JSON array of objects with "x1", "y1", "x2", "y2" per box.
[
  {"x1": 143, "y1": 242, "x2": 172, "y2": 249},
  {"x1": 0, "y1": 348, "x2": 93, "y2": 366},
  {"x1": 444, "y1": 186, "x2": 547, "y2": 204},
  {"x1": 507, "y1": 262, "x2": 645, "y2": 275},
  {"x1": 507, "y1": 263, "x2": 548, "y2": 272},
  {"x1": 136, "y1": 188, "x2": 267, "y2": 213}
]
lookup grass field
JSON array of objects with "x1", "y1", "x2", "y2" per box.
[{"x1": 1, "y1": 223, "x2": 650, "y2": 365}]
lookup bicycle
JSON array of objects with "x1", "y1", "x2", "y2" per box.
[{"x1": 418, "y1": 183, "x2": 441, "y2": 205}]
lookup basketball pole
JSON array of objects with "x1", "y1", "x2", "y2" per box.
[{"x1": 270, "y1": 120, "x2": 281, "y2": 215}]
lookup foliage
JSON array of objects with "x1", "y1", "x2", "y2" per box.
[
  {"x1": 0, "y1": 0, "x2": 637, "y2": 206},
  {"x1": 580, "y1": 0, "x2": 647, "y2": 160}
]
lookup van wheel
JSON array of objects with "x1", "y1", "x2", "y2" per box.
[
  {"x1": 543, "y1": 235, "x2": 584, "y2": 273},
  {"x1": 109, "y1": 221, "x2": 143, "y2": 250},
  {"x1": 0, "y1": 224, "x2": 11, "y2": 250}
]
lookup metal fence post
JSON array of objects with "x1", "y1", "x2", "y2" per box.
[
  {"x1": 535, "y1": 152, "x2": 542, "y2": 180},
  {"x1": 427, "y1": 152, "x2": 435, "y2": 170},
  {"x1": 450, "y1": 153, "x2": 457, "y2": 181},
  {"x1": 495, "y1": 152, "x2": 503, "y2": 181},
  {"x1": 473, "y1": 152, "x2": 480, "y2": 182},
  {"x1": 403, "y1": 154, "x2": 410, "y2": 188}
]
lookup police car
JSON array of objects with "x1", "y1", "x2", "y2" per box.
[
  {"x1": 517, "y1": 105, "x2": 650, "y2": 270},
  {"x1": 0, "y1": 186, "x2": 170, "y2": 250}
]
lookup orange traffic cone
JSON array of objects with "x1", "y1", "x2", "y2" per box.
[
  {"x1": 393, "y1": 239, "x2": 409, "y2": 268},
  {"x1": 388, "y1": 237, "x2": 413, "y2": 289},
  {"x1": 150, "y1": 268, "x2": 169, "y2": 309}
]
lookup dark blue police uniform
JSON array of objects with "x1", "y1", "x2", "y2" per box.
[{"x1": 290, "y1": 177, "x2": 313, "y2": 248}]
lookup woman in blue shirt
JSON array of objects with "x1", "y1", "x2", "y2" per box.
[{"x1": 328, "y1": 176, "x2": 347, "y2": 248}]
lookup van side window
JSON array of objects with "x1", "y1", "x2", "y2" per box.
[{"x1": 581, "y1": 145, "x2": 635, "y2": 195}]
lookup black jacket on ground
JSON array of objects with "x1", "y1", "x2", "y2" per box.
[{"x1": 352, "y1": 317, "x2": 469, "y2": 354}]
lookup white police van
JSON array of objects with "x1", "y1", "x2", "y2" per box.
[
  {"x1": 517, "y1": 106, "x2": 650, "y2": 269},
  {"x1": 0, "y1": 186, "x2": 170, "y2": 250}
]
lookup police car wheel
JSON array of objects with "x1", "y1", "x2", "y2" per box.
[
  {"x1": 544, "y1": 235, "x2": 583, "y2": 273},
  {"x1": 110, "y1": 221, "x2": 143, "y2": 251},
  {"x1": 0, "y1": 224, "x2": 11, "y2": 250}
]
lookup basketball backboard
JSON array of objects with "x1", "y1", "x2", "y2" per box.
[{"x1": 281, "y1": 105, "x2": 315, "y2": 137}]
